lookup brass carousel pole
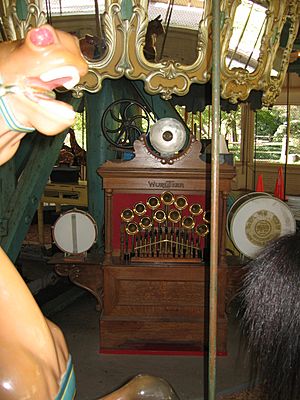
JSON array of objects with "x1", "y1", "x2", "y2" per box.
[{"x1": 209, "y1": 0, "x2": 220, "y2": 398}]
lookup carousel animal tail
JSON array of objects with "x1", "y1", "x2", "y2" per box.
[{"x1": 239, "y1": 232, "x2": 300, "y2": 400}]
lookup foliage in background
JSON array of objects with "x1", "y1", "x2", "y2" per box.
[
  {"x1": 255, "y1": 108, "x2": 283, "y2": 139},
  {"x1": 255, "y1": 105, "x2": 300, "y2": 163}
]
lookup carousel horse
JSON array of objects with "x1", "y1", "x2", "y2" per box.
[
  {"x1": 0, "y1": 25, "x2": 178, "y2": 400},
  {"x1": 79, "y1": 34, "x2": 107, "y2": 61},
  {"x1": 143, "y1": 15, "x2": 165, "y2": 62},
  {"x1": 239, "y1": 231, "x2": 300, "y2": 400}
]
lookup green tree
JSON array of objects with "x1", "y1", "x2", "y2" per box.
[{"x1": 255, "y1": 108, "x2": 283, "y2": 140}]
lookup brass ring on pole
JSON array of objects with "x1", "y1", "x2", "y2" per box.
[
  {"x1": 153, "y1": 209, "x2": 166, "y2": 224},
  {"x1": 196, "y1": 224, "x2": 209, "y2": 237},
  {"x1": 168, "y1": 208, "x2": 181, "y2": 223},
  {"x1": 203, "y1": 210, "x2": 211, "y2": 223},
  {"x1": 182, "y1": 215, "x2": 195, "y2": 229},
  {"x1": 139, "y1": 216, "x2": 152, "y2": 230}
]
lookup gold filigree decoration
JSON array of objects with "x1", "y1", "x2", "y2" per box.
[
  {"x1": 1, "y1": 0, "x2": 46, "y2": 40},
  {"x1": 77, "y1": 0, "x2": 213, "y2": 100},
  {"x1": 262, "y1": 1, "x2": 300, "y2": 106},
  {"x1": 74, "y1": 1, "x2": 124, "y2": 97},
  {"x1": 220, "y1": 0, "x2": 300, "y2": 106}
]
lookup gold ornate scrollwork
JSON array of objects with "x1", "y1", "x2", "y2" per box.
[
  {"x1": 125, "y1": 0, "x2": 212, "y2": 99},
  {"x1": 75, "y1": 1, "x2": 125, "y2": 96},
  {"x1": 1, "y1": 0, "x2": 46, "y2": 40},
  {"x1": 220, "y1": 0, "x2": 300, "y2": 106},
  {"x1": 77, "y1": 0, "x2": 213, "y2": 100},
  {"x1": 1, "y1": 0, "x2": 298, "y2": 106},
  {"x1": 262, "y1": 0, "x2": 300, "y2": 106}
]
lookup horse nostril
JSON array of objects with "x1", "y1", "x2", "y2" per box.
[{"x1": 30, "y1": 27, "x2": 55, "y2": 47}]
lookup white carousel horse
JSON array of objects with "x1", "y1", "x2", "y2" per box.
[{"x1": 0, "y1": 25, "x2": 178, "y2": 400}]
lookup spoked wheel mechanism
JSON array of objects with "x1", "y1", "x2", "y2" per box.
[{"x1": 101, "y1": 99, "x2": 155, "y2": 151}]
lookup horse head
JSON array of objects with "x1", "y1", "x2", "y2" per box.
[
  {"x1": 148, "y1": 15, "x2": 165, "y2": 36},
  {"x1": 0, "y1": 24, "x2": 88, "y2": 132},
  {"x1": 144, "y1": 15, "x2": 165, "y2": 62}
]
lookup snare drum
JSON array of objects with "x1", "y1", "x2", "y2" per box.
[
  {"x1": 53, "y1": 209, "x2": 98, "y2": 254},
  {"x1": 227, "y1": 193, "x2": 296, "y2": 258}
]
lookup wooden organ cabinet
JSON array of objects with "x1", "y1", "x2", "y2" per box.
[{"x1": 97, "y1": 137, "x2": 235, "y2": 354}]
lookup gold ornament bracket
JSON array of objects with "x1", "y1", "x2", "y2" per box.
[
  {"x1": 220, "y1": 0, "x2": 300, "y2": 106},
  {"x1": 1, "y1": 0, "x2": 298, "y2": 106},
  {"x1": 76, "y1": 0, "x2": 212, "y2": 100},
  {"x1": 1, "y1": 0, "x2": 46, "y2": 40}
]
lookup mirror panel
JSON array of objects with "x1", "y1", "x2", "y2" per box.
[
  {"x1": 220, "y1": 0, "x2": 300, "y2": 106},
  {"x1": 225, "y1": 0, "x2": 267, "y2": 72},
  {"x1": 147, "y1": 0, "x2": 206, "y2": 64},
  {"x1": 1, "y1": 0, "x2": 298, "y2": 107},
  {"x1": 75, "y1": 0, "x2": 212, "y2": 100}
]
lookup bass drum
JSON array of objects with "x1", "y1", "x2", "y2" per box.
[
  {"x1": 53, "y1": 209, "x2": 98, "y2": 254},
  {"x1": 227, "y1": 192, "x2": 296, "y2": 258}
]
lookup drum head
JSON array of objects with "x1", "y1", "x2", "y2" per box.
[
  {"x1": 53, "y1": 210, "x2": 97, "y2": 254},
  {"x1": 229, "y1": 196, "x2": 296, "y2": 258},
  {"x1": 226, "y1": 192, "x2": 271, "y2": 236}
]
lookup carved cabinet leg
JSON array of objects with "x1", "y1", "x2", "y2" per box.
[{"x1": 54, "y1": 263, "x2": 103, "y2": 311}]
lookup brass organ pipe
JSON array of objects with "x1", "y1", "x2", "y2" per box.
[
  {"x1": 209, "y1": 0, "x2": 220, "y2": 398},
  {"x1": 203, "y1": 211, "x2": 211, "y2": 224},
  {"x1": 121, "y1": 208, "x2": 134, "y2": 222},
  {"x1": 174, "y1": 195, "x2": 188, "y2": 211},
  {"x1": 133, "y1": 202, "x2": 147, "y2": 216},
  {"x1": 161, "y1": 191, "x2": 174, "y2": 206},
  {"x1": 189, "y1": 203, "x2": 203, "y2": 216},
  {"x1": 146, "y1": 196, "x2": 160, "y2": 210}
]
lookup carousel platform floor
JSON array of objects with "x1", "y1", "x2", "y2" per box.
[
  {"x1": 20, "y1": 224, "x2": 255, "y2": 400},
  {"x1": 52, "y1": 292, "x2": 254, "y2": 400}
]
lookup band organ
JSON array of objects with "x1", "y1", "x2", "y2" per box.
[
  {"x1": 97, "y1": 136, "x2": 235, "y2": 353},
  {"x1": 120, "y1": 192, "x2": 209, "y2": 263}
]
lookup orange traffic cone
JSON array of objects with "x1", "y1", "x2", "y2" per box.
[
  {"x1": 274, "y1": 167, "x2": 284, "y2": 200},
  {"x1": 256, "y1": 174, "x2": 264, "y2": 192}
]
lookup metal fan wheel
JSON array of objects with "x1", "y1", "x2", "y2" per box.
[{"x1": 101, "y1": 99, "x2": 153, "y2": 150}]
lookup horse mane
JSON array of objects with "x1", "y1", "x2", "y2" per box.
[{"x1": 239, "y1": 231, "x2": 300, "y2": 400}]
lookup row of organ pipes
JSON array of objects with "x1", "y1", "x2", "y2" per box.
[{"x1": 120, "y1": 191, "x2": 210, "y2": 263}]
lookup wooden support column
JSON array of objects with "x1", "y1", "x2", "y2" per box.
[
  {"x1": 0, "y1": 160, "x2": 15, "y2": 240},
  {"x1": 0, "y1": 133, "x2": 67, "y2": 262},
  {"x1": 86, "y1": 79, "x2": 122, "y2": 252},
  {"x1": 0, "y1": 95, "x2": 82, "y2": 262}
]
